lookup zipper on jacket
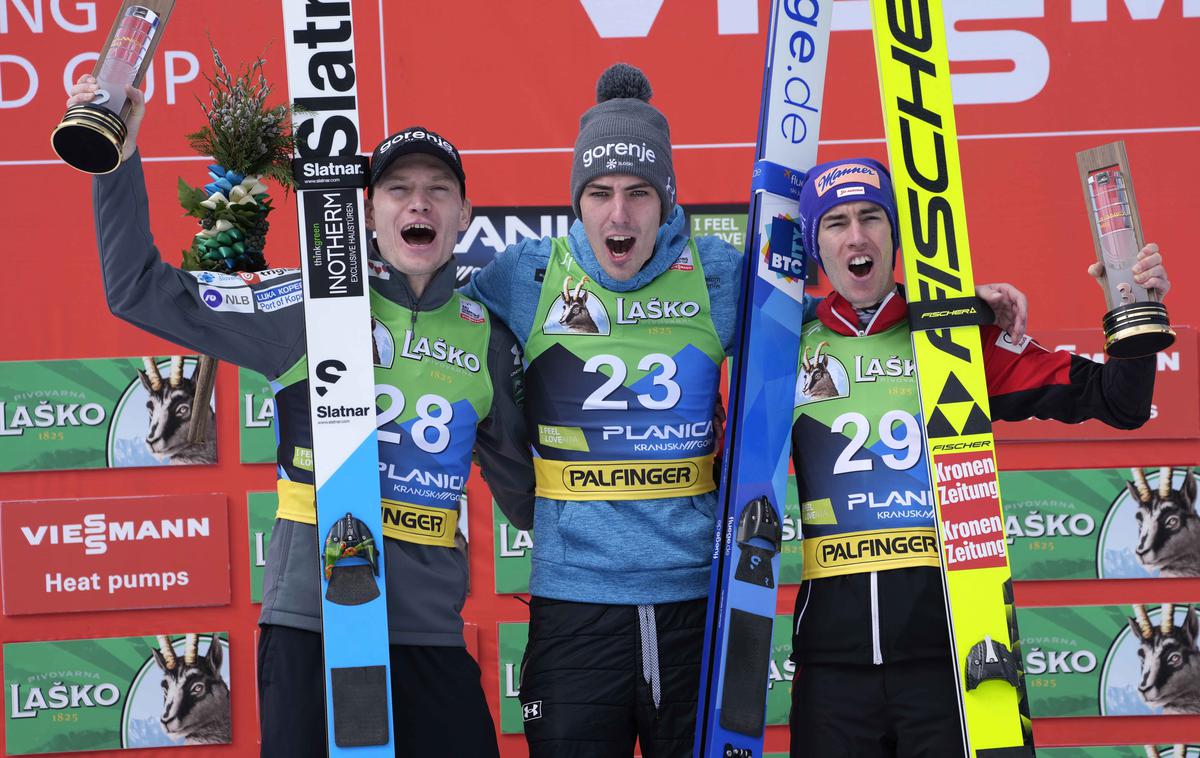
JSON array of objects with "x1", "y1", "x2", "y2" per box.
[{"x1": 870, "y1": 571, "x2": 883, "y2": 664}]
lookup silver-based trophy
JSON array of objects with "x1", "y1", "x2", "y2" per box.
[
  {"x1": 1077, "y1": 141, "x2": 1174, "y2": 358},
  {"x1": 51, "y1": 0, "x2": 175, "y2": 174}
]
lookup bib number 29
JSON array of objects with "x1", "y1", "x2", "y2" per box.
[{"x1": 831, "y1": 410, "x2": 921, "y2": 474}]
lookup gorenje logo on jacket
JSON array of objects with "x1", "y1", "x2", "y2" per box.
[
  {"x1": 791, "y1": 319, "x2": 942, "y2": 578},
  {"x1": 522, "y1": 239, "x2": 723, "y2": 500}
]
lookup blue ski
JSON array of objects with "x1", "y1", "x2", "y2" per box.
[
  {"x1": 281, "y1": 0, "x2": 395, "y2": 753},
  {"x1": 694, "y1": 2, "x2": 833, "y2": 756}
]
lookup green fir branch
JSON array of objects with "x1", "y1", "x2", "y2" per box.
[{"x1": 186, "y1": 44, "x2": 295, "y2": 185}]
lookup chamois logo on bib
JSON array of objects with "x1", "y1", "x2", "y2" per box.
[
  {"x1": 371, "y1": 317, "x2": 395, "y2": 368},
  {"x1": 795, "y1": 341, "x2": 849, "y2": 405},
  {"x1": 542, "y1": 275, "x2": 611, "y2": 336}
]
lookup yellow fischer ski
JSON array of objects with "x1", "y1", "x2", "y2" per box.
[{"x1": 868, "y1": 1, "x2": 1033, "y2": 756}]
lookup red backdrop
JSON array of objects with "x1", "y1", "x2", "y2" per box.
[{"x1": 2, "y1": 0, "x2": 1199, "y2": 754}]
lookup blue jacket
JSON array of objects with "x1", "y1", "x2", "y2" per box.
[{"x1": 464, "y1": 206, "x2": 816, "y2": 604}]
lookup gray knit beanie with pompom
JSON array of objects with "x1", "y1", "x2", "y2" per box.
[{"x1": 570, "y1": 63, "x2": 676, "y2": 223}]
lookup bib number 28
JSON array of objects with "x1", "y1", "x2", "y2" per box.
[{"x1": 375, "y1": 384, "x2": 453, "y2": 453}]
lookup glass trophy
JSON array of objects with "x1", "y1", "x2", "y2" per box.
[
  {"x1": 51, "y1": 1, "x2": 175, "y2": 174},
  {"x1": 1077, "y1": 141, "x2": 1174, "y2": 358}
]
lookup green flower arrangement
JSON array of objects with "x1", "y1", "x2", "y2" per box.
[{"x1": 178, "y1": 46, "x2": 295, "y2": 272}]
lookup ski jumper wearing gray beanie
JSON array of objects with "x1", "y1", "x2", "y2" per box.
[{"x1": 570, "y1": 63, "x2": 677, "y2": 223}]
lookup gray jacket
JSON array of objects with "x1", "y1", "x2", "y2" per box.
[{"x1": 93, "y1": 152, "x2": 534, "y2": 645}]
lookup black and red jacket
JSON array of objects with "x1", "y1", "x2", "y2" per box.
[{"x1": 790, "y1": 289, "x2": 1154, "y2": 666}]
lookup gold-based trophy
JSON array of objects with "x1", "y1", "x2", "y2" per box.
[
  {"x1": 1077, "y1": 141, "x2": 1174, "y2": 358},
  {"x1": 51, "y1": 0, "x2": 175, "y2": 174}
]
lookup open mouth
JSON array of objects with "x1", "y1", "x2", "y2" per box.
[
  {"x1": 606, "y1": 235, "x2": 635, "y2": 258},
  {"x1": 848, "y1": 254, "x2": 874, "y2": 278},
  {"x1": 401, "y1": 223, "x2": 436, "y2": 246}
]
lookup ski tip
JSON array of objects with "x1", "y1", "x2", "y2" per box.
[{"x1": 596, "y1": 63, "x2": 653, "y2": 104}]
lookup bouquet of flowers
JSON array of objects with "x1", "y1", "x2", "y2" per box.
[{"x1": 178, "y1": 46, "x2": 295, "y2": 272}]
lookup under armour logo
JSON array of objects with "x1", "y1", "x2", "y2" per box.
[{"x1": 522, "y1": 700, "x2": 543, "y2": 722}]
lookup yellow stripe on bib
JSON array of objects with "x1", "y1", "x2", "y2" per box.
[
  {"x1": 802, "y1": 527, "x2": 941, "y2": 579},
  {"x1": 533, "y1": 456, "x2": 715, "y2": 500},
  {"x1": 276, "y1": 479, "x2": 458, "y2": 547}
]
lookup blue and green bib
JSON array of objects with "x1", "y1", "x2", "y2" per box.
[
  {"x1": 791, "y1": 319, "x2": 939, "y2": 578},
  {"x1": 275, "y1": 290, "x2": 493, "y2": 547},
  {"x1": 523, "y1": 238, "x2": 724, "y2": 500}
]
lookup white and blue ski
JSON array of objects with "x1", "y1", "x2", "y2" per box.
[
  {"x1": 282, "y1": 0, "x2": 394, "y2": 753},
  {"x1": 694, "y1": 2, "x2": 832, "y2": 756}
]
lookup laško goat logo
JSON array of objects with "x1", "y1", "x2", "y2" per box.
[{"x1": 3, "y1": 634, "x2": 232, "y2": 752}]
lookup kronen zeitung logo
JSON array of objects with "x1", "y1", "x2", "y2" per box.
[
  {"x1": 0, "y1": 401, "x2": 106, "y2": 436},
  {"x1": 21, "y1": 514, "x2": 212, "y2": 556}
]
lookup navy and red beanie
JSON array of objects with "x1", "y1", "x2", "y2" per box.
[{"x1": 798, "y1": 158, "x2": 900, "y2": 268}]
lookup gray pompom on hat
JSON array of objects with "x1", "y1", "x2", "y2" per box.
[{"x1": 571, "y1": 63, "x2": 676, "y2": 223}]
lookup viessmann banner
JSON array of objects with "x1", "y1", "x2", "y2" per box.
[
  {"x1": 0, "y1": 494, "x2": 230, "y2": 615},
  {"x1": 0, "y1": 357, "x2": 217, "y2": 471}
]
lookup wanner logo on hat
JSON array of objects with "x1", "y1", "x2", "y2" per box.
[{"x1": 814, "y1": 163, "x2": 881, "y2": 197}]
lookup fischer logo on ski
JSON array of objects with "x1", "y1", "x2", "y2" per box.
[{"x1": 868, "y1": 0, "x2": 1033, "y2": 755}]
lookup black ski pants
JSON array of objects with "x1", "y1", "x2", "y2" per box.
[
  {"x1": 519, "y1": 596, "x2": 706, "y2": 758},
  {"x1": 789, "y1": 658, "x2": 965, "y2": 758},
  {"x1": 257, "y1": 624, "x2": 500, "y2": 758}
]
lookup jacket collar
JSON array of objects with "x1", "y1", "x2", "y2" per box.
[
  {"x1": 564, "y1": 205, "x2": 691, "y2": 292},
  {"x1": 816, "y1": 286, "x2": 907, "y2": 336},
  {"x1": 366, "y1": 238, "x2": 458, "y2": 310}
]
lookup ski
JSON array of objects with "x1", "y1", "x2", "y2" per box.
[
  {"x1": 694, "y1": 2, "x2": 833, "y2": 756},
  {"x1": 868, "y1": 1, "x2": 1032, "y2": 756},
  {"x1": 281, "y1": 0, "x2": 395, "y2": 753}
]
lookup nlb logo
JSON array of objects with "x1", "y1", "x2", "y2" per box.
[{"x1": 200, "y1": 286, "x2": 254, "y2": 313}]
